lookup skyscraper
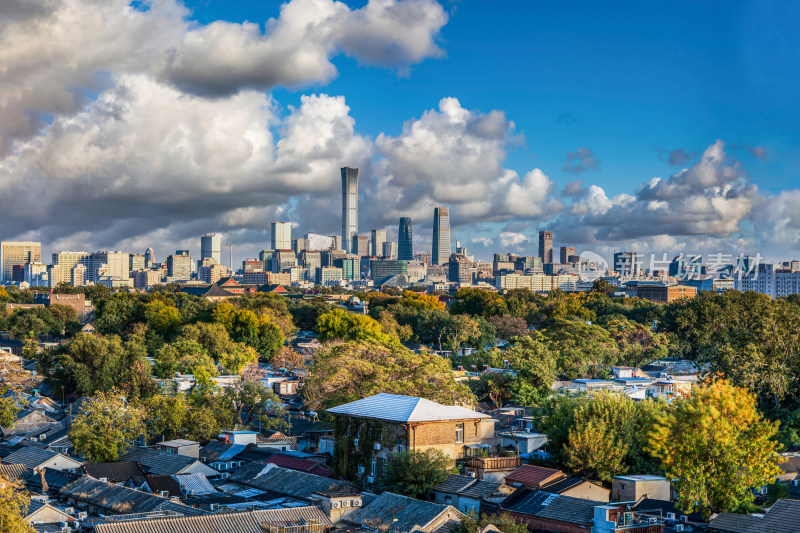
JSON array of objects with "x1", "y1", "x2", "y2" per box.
[
  {"x1": 560, "y1": 246, "x2": 575, "y2": 264},
  {"x1": 341, "y1": 167, "x2": 359, "y2": 253},
  {"x1": 538, "y1": 231, "x2": 553, "y2": 263},
  {"x1": 0, "y1": 241, "x2": 41, "y2": 282},
  {"x1": 371, "y1": 229, "x2": 386, "y2": 257},
  {"x1": 398, "y1": 217, "x2": 413, "y2": 261},
  {"x1": 271, "y1": 222, "x2": 292, "y2": 250},
  {"x1": 201, "y1": 233, "x2": 221, "y2": 265},
  {"x1": 432, "y1": 207, "x2": 451, "y2": 265}
]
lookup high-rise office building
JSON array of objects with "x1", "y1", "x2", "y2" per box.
[
  {"x1": 351, "y1": 235, "x2": 369, "y2": 257},
  {"x1": 271, "y1": 222, "x2": 292, "y2": 250},
  {"x1": 129, "y1": 254, "x2": 146, "y2": 273},
  {"x1": 538, "y1": 231, "x2": 553, "y2": 263},
  {"x1": 87, "y1": 251, "x2": 130, "y2": 283},
  {"x1": 51, "y1": 251, "x2": 90, "y2": 286},
  {"x1": 560, "y1": 246, "x2": 575, "y2": 264},
  {"x1": 201, "y1": 234, "x2": 221, "y2": 265},
  {"x1": 382, "y1": 241, "x2": 397, "y2": 260},
  {"x1": 167, "y1": 253, "x2": 193, "y2": 281},
  {"x1": 341, "y1": 167, "x2": 359, "y2": 253},
  {"x1": 0, "y1": 241, "x2": 41, "y2": 282},
  {"x1": 432, "y1": 207, "x2": 451, "y2": 265},
  {"x1": 398, "y1": 217, "x2": 413, "y2": 261},
  {"x1": 371, "y1": 229, "x2": 386, "y2": 257},
  {"x1": 144, "y1": 247, "x2": 156, "y2": 266}
]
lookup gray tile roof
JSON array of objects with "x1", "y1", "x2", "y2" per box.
[
  {"x1": 433, "y1": 474, "x2": 501, "y2": 500},
  {"x1": 82, "y1": 462, "x2": 146, "y2": 483},
  {"x1": 121, "y1": 448, "x2": 197, "y2": 475},
  {"x1": 327, "y1": 393, "x2": 489, "y2": 423},
  {"x1": 93, "y1": 506, "x2": 332, "y2": 533},
  {"x1": 4, "y1": 446, "x2": 69, "y2": 469},
  {"x1": 0, "y1": 462, "x2": 32, "y2": 481},
  {"x1": 501, "y1": 489, "x2": 601, "y2": 526},
  {"x1": 709, "y1": 499, "x2": 800, "y2": 533},
  {"x1": 434, "y1": 474, "x2": 476, "y2": 494},
  {"x1": 229, "y1": 463, "x2": 355, "y2": 501},
  {"x1": 60, "y1": 475, "x2": 206, "y2": 516},
  {"x1": 345, "y1": 491, "x2": 463, "y2": 532}
]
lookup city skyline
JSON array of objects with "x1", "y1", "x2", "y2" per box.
[{"x1": 1, "y1": 1, "x2": 798, "y2": 266}]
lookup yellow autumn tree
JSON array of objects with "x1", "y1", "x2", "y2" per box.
[{"x1": 647, "y1": 378, "x2": 782, "y2": 516}]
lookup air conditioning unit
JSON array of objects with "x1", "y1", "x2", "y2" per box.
[
  {"x1": 366, "y1": 476, "x2": 375, "y2": 484},
  {"x1": 793, "y1": 480, "x2": 800, "y2": 486},
  {"x1": 40, "y1": 433, "x2": 47, "y2": 440},
  {"x1": 353, "y1": 499, "x2": 362, "y2": 507},
  {"x1": 210, "y1": 503, "x2": 219, "y2": 511},
  {"x1": 64, "y1": 507, "x2": 74, "y2": 514},
  {"x1": 341, "y1": 500, "x2": 349, "y2": 507},
  {"x1": 331, "y1": 502, "x2": 340, "y2": 509},
  {"x1": 648, "y1": 518, "x2": 658, "y2": 525},
  {"x1": 374, "y1": 442, "x2": 381, "y2": 450},
  {"x1": 353, "y1": 438, "x2": 359, "y2": 446},
  {"x1": 99, "y1": 478, "x2": 107, "y2": 483},
  {"x1": 77, "y1": 512, "x2": 87, "y2": 520},
  {"x1": 160, "y1": 491, "x2": 169, "y2": 497},
  {"x1": 200, "y1": 457, "x2": 207, "y2": 462},
  {"x1": 666, "y1": 512, "x2": 675, "y2": 520},
  {"x1": 675, "y1": 525, "x2": 684, "y2": 532},
  {"x1": 61, "y1": 528, "x2": 70, "y2": 533},
  {"x1": 681, "y1": 515, "x2": 689, "y2": 523}
]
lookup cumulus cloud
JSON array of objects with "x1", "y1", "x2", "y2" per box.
[
  {"x1": 562, "y1": 147, "x2": 599, "y2": 174},
  {"x1": 499, "y1": 232, "x2": 529, "y2": 249},
  {"x1": 0, "y1": 0, "x2": 448, "y2": 151}
]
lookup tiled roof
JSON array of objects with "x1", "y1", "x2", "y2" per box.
[
  {"x1": 61, "y1": 475, "x2": 206, "y2": 516},
  {"x1": 709, "y1": 499, "x2": 800, "y2": 533},
  {"x1": 93, "y1": 505, "x2": 332, "y2": 533},
  {"x1": 539, "y1": 476, "x2": 602, "y2": 495},
  {"x1": 434, "y1": 474, "x2": 476, "y2": 494},
  {"x1": 82, "y1": 462, "x2": 146, "y2": 483},
  {"x1": 459, "y1": 479, "x2": 502, "y2": 500},
  {"x1": 229, "y1": 464, "x2": 355, "y2": 501},
  {"x1": 346, "y1": 491, "x2": 462, "y2": 532},
  {"x1": 26, "y1": 467, "x2": 81, "y2": 493},
  {"x1": 144, "y1": 475, "x2": 182, "y2": 497},
  {"x1": 4, "y1": 446, "x2": 69, "y2": 470},
  {"x1": 505, "y1": 465, "x2": 564, "y2": 488},
  {"x1": 326, "y1": 393, "x2": 488, "y2": 423},
  {"x1": 121, "y1": 448, "x2": 197, "y2": 475},
  {"x1": 500, "y1": 489, "x2": 600, "y2": 526},
  {"x1": 778, "y1": 454, "x2": 800, "y2": 475},
  {"x1": 174, "y1": 473, "x2": 216, "y2": 496},
  {"x1": 0, "y1": 462, "x2": 32, "y2": 481},
  {"x1": 265, "y1": 454, "x2": 331, "y2": 477},
  {"x1": 433, "y1": 474, "x2": 500, "y2": 500},
  {"x1": 215, "y1": 444, "x2": 248, "y2": 462}
]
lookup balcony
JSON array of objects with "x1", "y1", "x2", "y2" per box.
[{"x1": 463, "y1": 456, "x2": 521, "y2": 471}]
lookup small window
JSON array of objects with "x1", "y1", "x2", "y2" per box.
[{"x1": 455, "y1": 423, "x2": 464, "y2": 444}]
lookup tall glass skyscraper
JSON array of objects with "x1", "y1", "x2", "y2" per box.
[
  {"x1": 341, "y1": 167, "x2": 359, "y2": 253},
  {"x1": 398, "y1": 217, "x2": 413, "y2": 260},
  {"x1": 432, "y1": 207, "x2": 451, "y2": 265}
]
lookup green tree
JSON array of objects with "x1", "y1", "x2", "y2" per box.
[
  {"x1": 316, "y1": 309, "x2": 397, "y2": 345},
  {"x1": 488, "y1": 314, "x2": 529, "y2": 340},
  {"x1": 381, "y1": 449, "x2": 453, "y2": 499},
  {"x1": 647, "y1": 378, "x2": 782, "y2": 516},
  {"x1": 543, "y1": 319, "x2": 618, "y2": 379},
  {"x1": 69, "y1": 392, "x2": 146, "y2": 463},
  {"x1": 459, "y1": 511, "x2": 528, "y2": 533},
  {"x1": 0, "y1": 481, "x2": 35, "y2": 533},
  {"x1": 0, "y1": 395, "x2": 19, "y2": 428},
  {"x1": 223, "y1": 379, "x2": 287, "y2": 430},
  {"x1": 304, "y1": 340, "x2": 474, "y2": 411},
  {"x1": 591, "y1": 279, "x2": 617, "y2": 295}
]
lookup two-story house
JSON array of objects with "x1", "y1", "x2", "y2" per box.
[{"x1": 327, "y1": 393, "x2": 497, "y2": 487}]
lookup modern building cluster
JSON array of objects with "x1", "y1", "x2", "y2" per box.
[{"x1": 3, "y1": 167, "x2": 799, "y2": 302}]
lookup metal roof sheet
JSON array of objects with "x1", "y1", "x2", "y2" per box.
[
  {"x1": 326, "y1": 393, "x2": 488, "y2": 423},
  {"x1": 229, "y1": 464, "x2": 354, "y2": 501}
]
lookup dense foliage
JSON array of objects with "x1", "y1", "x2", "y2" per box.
[
  {"x1": 647, "y1": 378, "x2": 782, "y2": 517},
  {"x1": 381, "y1": 450, "x2": 454, "y2": 499}
]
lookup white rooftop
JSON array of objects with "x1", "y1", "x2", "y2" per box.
[{"x1": 327, "y1": 393, "x2": 489, "y2": 423}]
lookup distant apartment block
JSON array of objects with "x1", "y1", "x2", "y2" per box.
[{"x1": 0, "y1": 241, "x2": 41, "y2": 282}]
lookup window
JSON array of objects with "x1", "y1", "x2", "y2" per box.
[{"x1": 455, "y1": 423, "x2": 464, "y2": 444}]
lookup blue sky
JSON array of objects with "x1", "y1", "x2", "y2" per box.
[
  {"x1": 1, "y1": 0, "x2": 799, "y2": 263},
  {"x1": 187, "y1": 0, "x2": 800, "y2": 196}
]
